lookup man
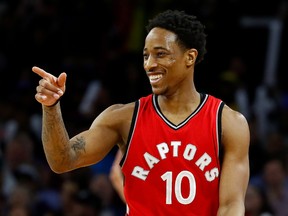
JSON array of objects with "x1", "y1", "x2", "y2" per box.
[{"x1": 32, "y1": 10, "x2": 250, "y2": 215}]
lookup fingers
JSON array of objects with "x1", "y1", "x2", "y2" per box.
[
  {"x1": 38, "y1": 79, "x2": 63, "y2": 99},
  {"x1": 32, "y1": 66, "x2": 55, "y2": 81},
  {"x1": 34, "y1": 79, "x2": 62, "y2": 106},
  {"x1": 32, "y1": 66, "x2": 67, "y2": 87},
  {"x1": 58, "y1": 72, "x2": 67, "y2": 88},
  {"x1": 32, "y1": 66, "x2": 66, "y2": 106}
]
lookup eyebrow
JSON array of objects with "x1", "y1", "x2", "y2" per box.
[{"x1": 143, "y1": 46, "x2": 168, "y2": 52}]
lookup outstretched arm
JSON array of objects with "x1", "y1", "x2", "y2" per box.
[{"x1": 217, "y1": 106, "x2": 250, "y2": 216}]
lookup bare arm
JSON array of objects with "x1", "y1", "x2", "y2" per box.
[
  {"x1": 109, "y1": 149, "x2": 125, "y2": 203},
  {"x1": 41, "y1": 103, "x2": 127, "y2": 173},
  {"x1": 41, "y1": 103, "x2": 71, "y2": 173},
  {"x1": 217, "y1": 105, "x2": 250, "y2": 216},
  {"x1": 32, "y1": 66, "x2": 132, "y2": 173}
]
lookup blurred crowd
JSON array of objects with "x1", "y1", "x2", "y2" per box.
[{"x1": 0, "y1": 0, "x2": 288, "y2": 215}]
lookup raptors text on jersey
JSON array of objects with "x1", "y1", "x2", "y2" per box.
[{"x1": 121, "y1": 94, "x2": 224, "y2": 216}]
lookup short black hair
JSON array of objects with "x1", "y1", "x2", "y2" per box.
[{"x1": 146, "y1": 10, "x2": 207, "y2": 64}]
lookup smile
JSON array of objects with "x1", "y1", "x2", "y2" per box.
[{"x1": 149, "y1": 74, "x2": 163, "y2": 83}]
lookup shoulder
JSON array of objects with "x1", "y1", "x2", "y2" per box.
[
  {"x1": 104, "y1": 94, "x2": 152, "y2": 114},
  {"x1": 221, "y1": 104, "x2": 250, "y2": 150},
  {"x1": 222, "y1": 105, "x2": 249, "y2": 130},
  {"x1": 205, "y1": 93, "x2": 248, "y2": 127},
  {"x1": 89, "y1": 101, "x2": 137, "y2": 146},
  {"x1": 98, "y1": 102, "x2": 137, "y2": 124},
  {"x1": 203, "y1": 93, "x2": 249, "y2": 138}
]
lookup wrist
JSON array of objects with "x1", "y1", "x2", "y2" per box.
[{"x1": 46, "y1": 99, "x2": 60, "y2": 107}]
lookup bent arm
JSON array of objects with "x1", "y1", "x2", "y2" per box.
[
  {"x1": 41, "y1": 103, "x2": 130, "y2": 174},
  {"x1": 33, "y1": 66, "x2": 133, "y2": 174},
  {"x1": 41, "y1": 103, "x2": 71, "y2": 173},
  {"x1": 217, "y1": 106, "x2": 250, "y2": 216}
]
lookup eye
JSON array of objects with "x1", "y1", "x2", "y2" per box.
[
  {"x1": 143, "y1": 53, "x2": 149, "y2": 60},
  {"x1": 157, "y1": 51, "x2": 166, "y2": 57}
]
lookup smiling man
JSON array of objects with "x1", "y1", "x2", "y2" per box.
[{"x1": 32, "y1": 10, "x2": 250, "y2": 216}]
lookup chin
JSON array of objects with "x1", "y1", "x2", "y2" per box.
[
  {"x1": 152, "y1": 88, "x2": 165, "y2": 96},
  {"x1": 151, "y1": 87, "x2": 161, "y2": 95}
]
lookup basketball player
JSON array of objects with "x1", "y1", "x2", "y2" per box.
[{"x1": 32, "y1": 10, "x2": 250, "y2": 215}]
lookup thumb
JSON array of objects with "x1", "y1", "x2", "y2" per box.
[{"x1": 57, "y1": 72, "x2": 67, "y2": 88}]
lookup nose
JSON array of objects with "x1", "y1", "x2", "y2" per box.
[{"x1": 144, "y1": 56, "x2": 157, "y2": 72}]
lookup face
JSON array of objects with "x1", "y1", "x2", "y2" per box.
[{"x1": 143, "y1": 27, "x2": 196, "y2": 96}]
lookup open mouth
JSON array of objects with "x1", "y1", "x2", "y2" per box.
[{"x1": 149, "y1": 74, "x2": 163, "y2": 83}]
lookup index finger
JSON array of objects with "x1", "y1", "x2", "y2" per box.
[{"x1": 32, "y1": 66, "x2": 55, "y2": 80}]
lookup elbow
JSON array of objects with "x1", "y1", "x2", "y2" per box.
[
  {"x1": 49, "y1": 165, "x2": 66, "y2": 174},
  {"x1": 50, "y1": 167, "x2": 66, "y2": 174},
  {"x1": 47, "y1": 162, "x2": 69, "y2": 174}
]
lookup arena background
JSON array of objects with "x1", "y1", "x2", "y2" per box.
[{"x1": 0, "y1": 0, "x2": 288, "y2": 215}]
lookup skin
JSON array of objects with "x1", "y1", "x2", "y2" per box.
[
  {"x1": 33, "y1": 27, "x2": 250, "y2": 215},
  {"x1": 109, "y1": 149, "x2": 126, "y2": 203}
]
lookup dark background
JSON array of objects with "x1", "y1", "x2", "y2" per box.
[{"x1": 0, "y1": 0, "x2": 288, "y2": 215}]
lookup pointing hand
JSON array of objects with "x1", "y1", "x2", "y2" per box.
[{"x1": 32, "y1": 66, "x2": 67, "y2": 107}]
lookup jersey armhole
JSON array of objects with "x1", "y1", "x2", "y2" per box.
[
  {"x1": 218, "y1": 101, "x2": 225, "y2": 166},
  {"x1": 120, "y1": 100, "x2": 139, "y2": 166}
]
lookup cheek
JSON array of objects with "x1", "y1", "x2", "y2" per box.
[
  {"x1": 166, "y1": 57, "x2": 187, "y2": 74},
  {"x1": 166, "y1": 56, "x2": 176, "y2": 66}
]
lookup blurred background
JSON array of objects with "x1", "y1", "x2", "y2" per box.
[{"x1": 0, "y1": 0, "x2": 288, "y2": 215}]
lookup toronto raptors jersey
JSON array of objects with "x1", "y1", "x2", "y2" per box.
[{"x1": 121, "y1": 93, "x2": 224, "y2": 216}]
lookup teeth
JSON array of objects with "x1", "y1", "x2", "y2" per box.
[{"x1": 149, "y1": 74, "x2": 162, "y2": 81}]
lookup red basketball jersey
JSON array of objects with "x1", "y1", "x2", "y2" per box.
[{"x1": 121, "y1": 94, "x2": 224, "y2": 216}]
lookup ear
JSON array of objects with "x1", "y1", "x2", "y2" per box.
[{"x1": 186, "y1": 48, "x2": 198, "y2": 66}]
